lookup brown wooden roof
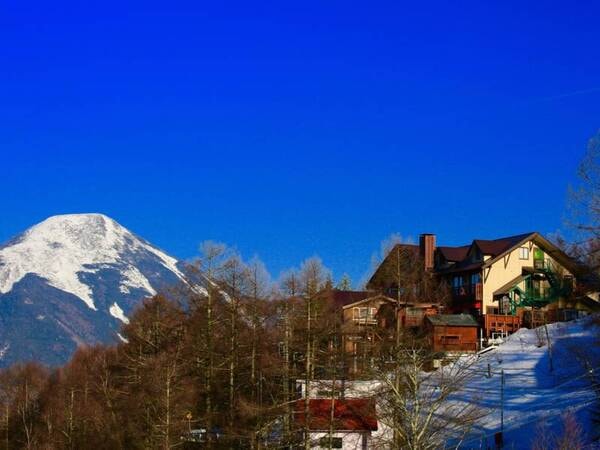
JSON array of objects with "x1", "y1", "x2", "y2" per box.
[
  {"x1": 294, "y1": 399, "x2": 378, "y2": 431},
  {"x1": 437, "y1": 261, "x2": 484, "y2": 275},
  {"x1": 426, "y1": 314, "x2": 479, "y2": 327},
  {"x1": 437, "y1": 245, "x2": 470, "y2": 262},
  {"x1": 316, "y1": 289, "x2": 374, "y2": 309},
  {"x1": 368, "y1": 231, "x2": 579, "y2": 285},
  {"x1": 473, "y1": 232, "x2": 535, "y2": 257},
  {"x1": 341, "y1": 294, "x2": 396, "y2": 309},
  {"x1": 366, "y1": 244, "x2": 419, "y2": 289}
]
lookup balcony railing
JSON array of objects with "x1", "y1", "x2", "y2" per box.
[
  {"x1": 352, "y1": 317, "x2": 377, "y2": 325},
  {"x1": 484, "y1": 314, "x2": 520, "y2": 338}
]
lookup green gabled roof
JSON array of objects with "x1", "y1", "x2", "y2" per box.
[{"x1": 426, "y1": 314, "x2": 479, "y2": 327}]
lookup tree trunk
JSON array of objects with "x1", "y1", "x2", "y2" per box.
[
  {"x1": 206, "y1": 288, "x2": 214, "y2": 448},
  {"x1": 304, "y1": 295, "x2": 311, "y2": 450},
  {"x1": 229, "y1": 298, "x2": 237, "y2": 431}
]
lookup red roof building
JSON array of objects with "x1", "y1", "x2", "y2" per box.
[{"x1": 294, "y1": 399, "x2": 378, "y2": 432}]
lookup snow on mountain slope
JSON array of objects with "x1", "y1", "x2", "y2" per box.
[
  {"x1": 109, "y1": 302, "x2": 130, "y2": 324},
  {"x1": 0, "y1": 214, "x2": 183, "y2": 309},
  {"x1": 0, "y1": 213, "x2": 200, "y2": 367}
]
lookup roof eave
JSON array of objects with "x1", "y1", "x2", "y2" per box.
[
  {"x1": 481, "y1": 232, "x2": 538, "y2": 269},
  {"x1": 342, "y1": 295, "x2": 396, "y2": 309}
]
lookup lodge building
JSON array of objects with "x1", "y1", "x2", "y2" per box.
[
  {"x1": 304, "y1": 231, "x2": 598, "y2": 361},
  {"x1": 367, "y1": 231, "x2": 599, "y2": 340}
]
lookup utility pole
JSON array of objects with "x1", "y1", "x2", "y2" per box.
[
  {"x1": 494, "y1": 369, "x2": 506, "y2": 448},
  {"x1": 500, "y1": 369, "x2": 505, "y2": 447},
  {"x1": 544, "y1": 323, "x2": 553, "y2": 373}
]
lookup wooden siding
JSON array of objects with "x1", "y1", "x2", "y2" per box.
[
  {"x1": 484, "y1": 314, "x2": 520, "y2": 338},
  {"x1": 428, "y1": 324, "x2": 478, "y2": 352}
]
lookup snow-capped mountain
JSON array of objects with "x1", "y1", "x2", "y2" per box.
[{"x1": 0, "y1": 213, "x2": 201, "y2": 367}]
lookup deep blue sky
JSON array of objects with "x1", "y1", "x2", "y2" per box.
[{"x1": 2, "y1": 1, "x2": 600, "y2": 286}]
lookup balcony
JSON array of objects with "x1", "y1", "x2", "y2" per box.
[
  {"x1": 452, "y1": 283, "x2": 483, "y2": 301},
  {"x1": 352, "y1": 317, "x2": 377, "y2": 325},
  {"x1": 351, "y1": 307, "x2": 378, "y2": 326}
]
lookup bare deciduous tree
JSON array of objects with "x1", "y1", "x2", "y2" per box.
[
  {"x1": 567, "y1": 131, "x2": 600, "y2": 287},
  {"x1": 371, "y1": 334, "x2": 481, "y2": 449},
  {"x1": 532, "y1": 412, "x2": 585, "y2": 450}
]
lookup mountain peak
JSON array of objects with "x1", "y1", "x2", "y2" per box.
[
  {"x1": 27, "y1": 213, "x2": 126, "y2": 242},
  {"x1": 0, "y1": 213, "x2": 183, "y2": 310}
]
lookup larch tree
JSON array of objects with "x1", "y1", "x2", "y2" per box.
[
  {"x1": 119, "y1": 294, "x2": 189, "y2": 449},
  {"x1": 0, "y1": 363, "x2": 48, "y2": 450},
  {"x1": 277, "y1": 269, "x2": 302, "y2": 445},
  {"x1": 192, "y1": 240, "x2": 230, "y2": 445},
  {"x1": 242, "y1": 256, "x2": 273, "y2": 448},
  {"x1": 298, "y1": 256, "x2": 331, "y2": 449},
  {"x1": 219, "y1": 251, "x2": 248, "y2": 433}
]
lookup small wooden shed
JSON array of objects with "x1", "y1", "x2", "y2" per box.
[{"x1": 425, "y1": 314, "x2": 479, "y2": 352}]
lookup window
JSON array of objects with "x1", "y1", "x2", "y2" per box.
[
  {"x1": 471, "y1": 273, "x2": 481, "y2": 285},
  {"x1": 519, "y1": 247, "x2": 529, "y2": 260},
  {"x1": 452, "y1": 276, "x2": 462, "y2": 288},
  {"x1": 319, "y1": 436, "x2": 343, "y2": 448},
  {"x1": 440, "y1": 335, "x2": 460, "y2": 344}
]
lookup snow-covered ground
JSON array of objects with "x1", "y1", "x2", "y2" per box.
[{"x1": 450, "y1": 317, "x2": 600, "y2": 449}]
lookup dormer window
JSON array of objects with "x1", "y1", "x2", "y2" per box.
[{"x1": 519, "y1": 247, "x2": 529, "y2": 260}]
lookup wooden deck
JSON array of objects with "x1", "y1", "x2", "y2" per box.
[{"x1": 484, "y1": 314, "x2": 521, "y2": 338}]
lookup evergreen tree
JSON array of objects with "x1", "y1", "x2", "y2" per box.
[{"x1": 336, "y1": 273, "x2": 352, "y2": 291}]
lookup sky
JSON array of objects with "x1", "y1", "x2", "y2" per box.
[{"x1": 1, "y1": 1, "x2": 600, "y2": 286}]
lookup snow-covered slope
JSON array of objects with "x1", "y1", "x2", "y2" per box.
[
  {"x1": 0, "y1": 213, "x2": 200, "y2": 367},
  {"x1": 450, "y1": 318, "x2": 600, "y2": 449}
]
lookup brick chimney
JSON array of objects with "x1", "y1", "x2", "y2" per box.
[{"x1": 419, "y1": 233, "x2": 436, "y2": 271}]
